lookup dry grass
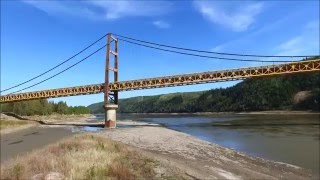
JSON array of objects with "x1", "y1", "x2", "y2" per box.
[
  {"x1": 0, "y1": 134, "x2": 159, "y2": 180},
  {"x1": 0, "y1": 119, "x2": 28, "y2": 130}
]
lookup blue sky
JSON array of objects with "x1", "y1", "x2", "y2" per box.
[{"x1": 1, "y1": 0, "x2": 319, "y2": 106}]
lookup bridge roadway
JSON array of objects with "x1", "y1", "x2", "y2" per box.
[{"x1": 1, "y1": 59, "x2": 319, "y2": 103}]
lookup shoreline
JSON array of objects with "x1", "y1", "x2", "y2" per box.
[
  {"x1": 0, "y1": 123, "x2": 38, "y2": 135},
  {"x1": 0, "y1": 113, "x2": 38, "y2": 135},
  {"x1": 114, "y1": 110, "x2": 320, "y2": 115},
  {"x1": 101, "y1": 120, "x2": 312, "y2": 179},
  {"x1": 0, "y1": 114, "x2": 96, "y2": 135}
]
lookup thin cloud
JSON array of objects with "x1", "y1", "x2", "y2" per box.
[
  {"x1": 277, "y1": 36, "x2": 303, "y2": 52},
  {"x1": 153, "y1": 20, "x2": 170, "y2": 29},
  {"x1": 22, "y1": 0, "x2": 173, "y2": 20},
  {"x1": 89, "y1": 1, "x2": 173, "y2": 20},
  {"x1": 210, "y1": 19, "x2": 319, "y2": 66},
  {"x1": 22, "y1": 0, "x2": 99, "y2": 20},
  {"x1": 193, "y1": 1, "x2": 264, "y2": 32},
  {"x1": 274, "y1": 21, "x2": 319, "y2": 57}
]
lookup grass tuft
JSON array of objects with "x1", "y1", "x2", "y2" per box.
[
  {"x1": 108, "y1": 162, "x2": 135, "y2": 179},
  {"x1": 85, "y1": 165, "x2": 108, "y2": 180},
  {"x1": 10, "y1": 164, "x2": 24, "y2": 180}
]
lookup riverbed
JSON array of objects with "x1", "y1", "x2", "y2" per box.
[{"x1": 115, "y1": 113, "x2": 320, "y2": 178}]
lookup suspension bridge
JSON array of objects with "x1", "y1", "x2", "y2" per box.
[{"x1": 1, "y1": 33, "x2": 319, "y2": 127}]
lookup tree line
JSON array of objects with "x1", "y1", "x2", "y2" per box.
[{"x1": 1, "y1": 100, "x2": 90, "y2": 116}]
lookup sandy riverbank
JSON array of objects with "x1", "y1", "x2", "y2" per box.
[
  {"x1": 26, "y1": 114, "x2": 95, "y2": 124},
  {"x1": 0, "y1": 114, "x2": 97, "y2": 135},
  {"x1": 0, "y1": 114, "x2": 37, "y2": 135},
  {"x1": 99, "y1": 120, "x2": 311, "y2": 179},
  {"x1": 0, "y1": 123, "x2": 37, "y2": 135}
]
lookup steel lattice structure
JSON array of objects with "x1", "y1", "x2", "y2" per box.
[{"x1": 1, "y1": 59, "x2": 319, "y2": 103}]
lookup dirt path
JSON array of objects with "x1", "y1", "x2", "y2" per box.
[{"x1": 100, "y1": 121, "x2": 311, "y2": 179}]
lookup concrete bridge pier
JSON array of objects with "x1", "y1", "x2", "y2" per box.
[{"x1": 104, "y1": 104, "x2": 118, "y2": 128}]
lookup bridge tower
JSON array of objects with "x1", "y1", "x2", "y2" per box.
[{"x1": 104, "y1": 33, "x2": 119, "y2": 128}]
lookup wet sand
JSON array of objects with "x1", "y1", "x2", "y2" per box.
[{"x1": 0, "y1": 126, "x2": 74, "y2": 163}]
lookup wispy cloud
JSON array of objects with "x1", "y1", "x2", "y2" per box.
[
  {"x1": 210, "y1": 13, "x2": 294, "y2": 53},
  {"x1": 193, "y1": 1, "x2": 264, "y2": 32},
  {"x1": 212, "y1": 20, "x2": 319, "y2": 64},
  {"x1": 276, "y1": 36, "x2": 304, "y2": 54},
  {"x1": 153, "y1": 20, "x2": 170, "y2": 29},
  {"x1": 89, "y1": 1, "x2": 173, "y2": 20},
  {"x1": 273, "y1": 21, "x2": 319, "y2": 57},
  {"x1": 23, "y1": 0, "x2": 99, "y2": 19},
  {"x1": 22, "y1": 0, "x2": 173, "y2": 20},
  {"x1": 209, "y1": 17, "x2": 319, "y2": 67}
]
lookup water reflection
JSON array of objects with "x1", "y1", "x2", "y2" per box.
[{"x1": 68, "y1": 126, "x2": 104, "y2": 133}]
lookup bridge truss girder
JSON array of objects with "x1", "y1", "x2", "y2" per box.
[{"x1": 1, "y1": 59, "x2": 319, "y2": 103}]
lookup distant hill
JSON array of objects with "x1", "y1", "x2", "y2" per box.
[
  {"x1": 88, "y1": 72, "x2": 320, "y2": 113},
  {"x1": 87, "y1": 91, "x2": 203, "y2": 113}
]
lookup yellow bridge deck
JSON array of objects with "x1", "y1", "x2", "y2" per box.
[{"x1": 1, "y1": 59, "x2": 319, "y2": 103}]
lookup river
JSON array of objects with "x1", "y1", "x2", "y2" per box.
[{"x1": 117, "y1": 113, "x2": 320, "y2": 177}]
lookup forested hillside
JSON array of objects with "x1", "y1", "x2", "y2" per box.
[
  {"x1": 88, "y1": 72, "x2": 320, "y2": 113},
  {"x1": 1, "y1": 100, "x2": 90, "y2": 116}
]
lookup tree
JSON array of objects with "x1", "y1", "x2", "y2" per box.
[
  {"x1": 55, "y1": 101, "x2": 68, "y2": 114},
  {"x1": 1, "y1": 99, "x2": 90, "y2": 116}
]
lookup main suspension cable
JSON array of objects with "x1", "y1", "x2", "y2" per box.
[
  {"x1": 118, "y1": 38, "x2": 294, "y2": 63},
  {"x1": 8, "y1": 44, "x2": 107, "y2": 95},
  {"x1": 1, "y1": 33, "x2": 109, "y2": 93},
  {"x1": 114, "y1": 33, "x2": 318, "y2": 58}
]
